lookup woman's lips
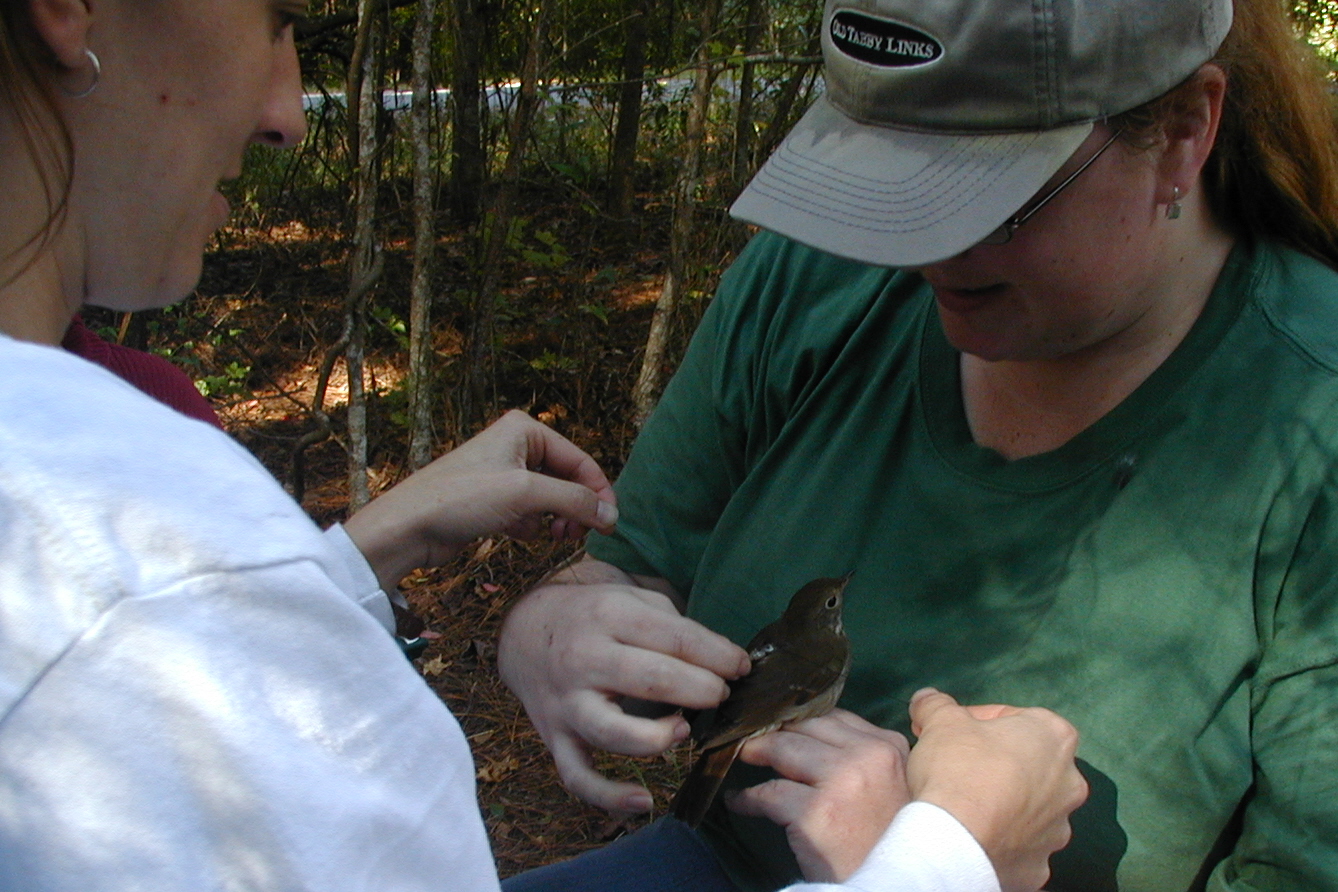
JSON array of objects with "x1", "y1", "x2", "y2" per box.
[{"x1": 932, "y1": 282, "x2": 1007, "y2": 314}]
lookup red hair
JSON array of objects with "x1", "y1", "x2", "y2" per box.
[{"x1": 1115, "y1": 0, "x2": 1338, "y2": 267}]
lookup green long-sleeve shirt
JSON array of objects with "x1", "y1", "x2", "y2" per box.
[{"x1": 590, "y1": 232, "x2": 1338, "y2": 891}]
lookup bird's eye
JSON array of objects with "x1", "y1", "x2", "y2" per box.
[{"x1": 826, "y1": 596, "x2": 839, "y2": 609}]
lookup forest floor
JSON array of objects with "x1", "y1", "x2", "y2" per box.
[{"x1": 88, "y1": 189, "x2": 739, "y2": 877}]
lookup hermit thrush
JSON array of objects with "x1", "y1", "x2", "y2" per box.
[{"x1": 670, "y1": 575, "x2": 852, "y2": 828}]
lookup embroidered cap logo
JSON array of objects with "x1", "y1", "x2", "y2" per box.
[{"x1": 829, "y1": 11, "x2": 943, "y2": 68}]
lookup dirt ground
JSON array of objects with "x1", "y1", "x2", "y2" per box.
[{"x1": 95, "y1": 196, "x2": 729, "y2": 877}]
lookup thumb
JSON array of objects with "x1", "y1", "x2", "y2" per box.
[
  {"x1": 523, "y1": 474, "x2": 619, "y2": 534},
  {"x1": 908, "y1": 687, "x2": 960, "y2": 738}
]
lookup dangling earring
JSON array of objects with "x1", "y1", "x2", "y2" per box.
[
  {"x1": 1166, "y1": 185, "x2": 1183, "y2": 220},
  {"x1": 60, "y1": 48, "x2": 101, "y2": 99}
]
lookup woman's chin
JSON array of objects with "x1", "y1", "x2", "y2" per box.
[
  {"x1": 84, "y1": 260, "x2": 205, "y2": 314},
  {"x1": 937, "y1": 312, "x2": 1016, "y2": 362},
  {"x1": 210, "y1": 190, "x2": 231, "y2": 232}
]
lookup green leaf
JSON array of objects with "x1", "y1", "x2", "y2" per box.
[{"x1": 578, "y1": 302, "x2": 610, "y2": 325}]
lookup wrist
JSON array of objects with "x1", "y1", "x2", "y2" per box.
[
  {"x1": 343, "y1": 507, "x2": 429, "y2": 592},
  {"x1": 851, "y1": 802, "x2": 1000, "y2": 892},
  {"x1": 911, "y1": 786, "x2": 996, "y2": 854}
]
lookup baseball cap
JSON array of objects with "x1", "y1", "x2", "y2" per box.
[{"x1": 729, "y1": 0, "x2": 1233, "y2": 267}]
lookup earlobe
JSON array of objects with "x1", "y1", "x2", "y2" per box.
[
  {"x1": 26, "y1": 0, "x2": 93, "y2": 71},
  {"x1": 1157, "y1": 64, "x2": 1227, "y2": 200}
]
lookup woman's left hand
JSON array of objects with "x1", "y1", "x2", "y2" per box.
[
  {"x1": 343, "y1": 410, "x2": 618, "y2": 591},
  {"x1": 729, "y1": 709, "x2": 912, "y2": 883}
]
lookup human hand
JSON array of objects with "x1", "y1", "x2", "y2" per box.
[
  {"x1": 907, "y1": 689, "x2": 1087, "y2": 892},
  {"x1": 497, "y1": 557, "x2": 751, "y2": 813},
  {"x1": 728, "y1": 710, "x2": 912, "y2": 883},
  {"x1": 343, "y1": 410, "x2": 618, "y2": 591}
]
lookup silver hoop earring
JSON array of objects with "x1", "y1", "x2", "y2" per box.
[
  {"x1": 1166, "y1": 186, "x2": 1183, "y2": 220},
  {"x1": 61, "y1": 48, "x2": 101, "y2": 99}
]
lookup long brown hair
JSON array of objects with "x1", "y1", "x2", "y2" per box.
[
  {"x1": 1116, "y1": 0, "x2": 1338, "y2": 267},
  {"x1": 1, "y1": 0, "x2": 76, "y2": 284}
]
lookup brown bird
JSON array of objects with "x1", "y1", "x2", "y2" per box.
[{"x1": 671, "y1": 575, "x2": 852, "y2": 828}]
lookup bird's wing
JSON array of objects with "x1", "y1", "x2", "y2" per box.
[{"x1": 697, "y1": 649, "x2": 847, "y2": 749}]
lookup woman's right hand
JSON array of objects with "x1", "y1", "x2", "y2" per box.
[
  {"x1": 497, "y1": 556, "x2": 751, "y2": 813},
  {"x1": 907, "y1": 689, "x2": 1088, "y2": 892}
]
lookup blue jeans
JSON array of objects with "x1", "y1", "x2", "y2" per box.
[{"x1": 501, "y1": 817, "x2": 741, "y2": 892}]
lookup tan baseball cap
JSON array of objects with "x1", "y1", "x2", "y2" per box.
[{"x1": 730, "y1": 0, "x2": 1233, "y2": 267}]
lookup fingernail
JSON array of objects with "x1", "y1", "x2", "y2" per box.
[
  {"x1": 910, "y1": 687, "x2": 938, "y2": 703},
  {"x1": 672, "y1": 718, "x2": 691, "y2": 743},
  {"x1": 596, "y1": 500, "x2": 619, "y2": 527},
  {"x1": 623, "y1": 791, "x2": 653, "y2": 812}
]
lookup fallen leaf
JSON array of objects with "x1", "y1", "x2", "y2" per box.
[
  {"x1": 477, "y1": 756, "x2": 520, "y2": 783},
  {"x1": 420, "y1": 656, "x2": 452, "y2": 677}
]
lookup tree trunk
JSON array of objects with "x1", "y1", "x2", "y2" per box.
[
  {"x1": 606, "y1": 0, "x2": 650, "y2": 222},
  {"x1": 462, "y1": 3, "x2": 548, "y2": 430},
  {"x1": 292, "y1": 250, "x2": 382, "y2": 505},
  {"x1": 732, "y1": 0, "x2": 764, "y2": 189},
  {"x1": 407, "y1": 0, "x2": 439, "y2": 469},
  {"x1": 631, "y1": 0, "x2": 718, "y2": 427},
  {"x1": 756, "y1": 25, "x2": 822, "y2": 163},
  {"x1": 345, "y1": 0, "x2": 376, "y2": 165},
  {"x1": 450, "y1": 0, "x2": 485, "y2": 226},
  {"x1": 346, "y1": 0, "x2": 381, "y2": 511}
]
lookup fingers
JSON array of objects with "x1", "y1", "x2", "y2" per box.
[
  {"x1": 525, "y1": 583, "x2": 747, "y2": 703},
  {"x1": 738, "y1": 710, "x2": 910, "y2": 786},
  {"x1": 908, "y1": 688, "x2": 1020, "y2": 734},
  {"x1": 606, "y1": 590, "x2": 751, "y2": 681},
  {"x1": 908, "y1": 687, "x2": 960, "y2": 737},
  {"x1": 727, "y1": 710, "x2": 912, "y2": 884},
  {"x1": 499, "y1": 409, "x2": 617, "y2": 502},
  {"x1": 567, "y1": 690, "x2": 690, "y2": 755},
  {"x1": 447, "y1": 410, "x2": 618, "y2": 537},
  {"x1": 559, "y1": 619, "x2": 742, "y2": 707},
  {"x1": 726, "y1": 777, "x2": 814, "y2": 824},
  {"x1": 546, "y1": 730, "x2": 656, "y2": 814},
  {"x1": 344, "y1": 412, "x2": 618, "y2": 584},
  {"x1": 506, "y1": 472, "x2": 619, "y2": 537},
  {"x1": 499, "y1": 577, "x2": 751, "y2": 815},
  {"x1": 793, "y1": 708, "x2": 908, "y2": 746},
  {"x1": 501, "y1": 579, "x2": 748, "y2": 707}
]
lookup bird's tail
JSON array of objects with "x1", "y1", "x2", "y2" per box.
[{"x1": 670, "y1": 738, "x2": 747, "y2": 829}]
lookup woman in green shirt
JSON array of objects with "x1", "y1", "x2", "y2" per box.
[{"x1": 499, "y1": 0, "x2": 1338, "y2": 889}]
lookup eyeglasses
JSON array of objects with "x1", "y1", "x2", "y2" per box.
[{"x1": 977, "y1": 130, "x2": 1122, "y2": 246}]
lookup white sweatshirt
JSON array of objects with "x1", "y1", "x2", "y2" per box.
[{"x1": 0, "y1": 336, "x2": 995, "y2": 892}]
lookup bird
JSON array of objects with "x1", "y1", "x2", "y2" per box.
[{"x1": 670, "y1": 575, "x2": 852, "y2": 828}]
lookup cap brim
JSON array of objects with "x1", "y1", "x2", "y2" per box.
[{"x1": 730, "y1": 97, "x2": 1094, "y2": 267}]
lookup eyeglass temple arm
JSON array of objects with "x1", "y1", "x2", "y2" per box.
[{"x1": 1005, "y1": 129, "x2": 1123, "y2": 230}]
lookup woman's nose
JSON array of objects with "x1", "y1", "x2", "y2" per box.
[{"x1": 252, "y1": 28, "x2": 306, "y2": 149}]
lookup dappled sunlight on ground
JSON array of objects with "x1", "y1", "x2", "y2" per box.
[{"x1": 214, "y1": 355, "x2": 406, "y2": 429}]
